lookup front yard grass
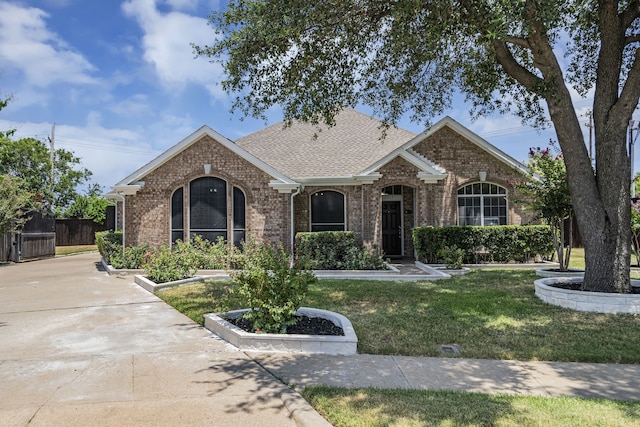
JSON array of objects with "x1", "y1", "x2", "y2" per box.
[
  {"x1": 157, "y1": 268, "x2": 640, "y2": 426},
  {"x1": 157, "y1": 269, "x2": 640, "y2": 363},
  {"x1": 302, "y1": 387, "x2": 640, "y2": 427}
]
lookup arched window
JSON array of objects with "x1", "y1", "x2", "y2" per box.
[
  {"x1": 232, "y1": 186, "x2": 246, "y2": 246},
  {"x1": 311, "y1": 190, "x2": 345, "y2": 231},
  {"x1": 457, "y1": 183, "x2": 507, "y2": 226},
  {"x1": 170, "y1": 178, "x2": 247, "y2": 245},
  {"x1": 190, "y1": 177, "x2": 227, "y2": 241},
  {"x1": 170, "y1": 187, "x2": 184, "y2": 243}
]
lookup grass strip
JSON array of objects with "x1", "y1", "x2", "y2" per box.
[{"x1": 302, "y1": 386, "x2": 640, "y2": 427}]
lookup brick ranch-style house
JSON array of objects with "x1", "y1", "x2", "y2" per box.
[{"x1": 107, "y1": 109, "x2": 535, "y2": 258}]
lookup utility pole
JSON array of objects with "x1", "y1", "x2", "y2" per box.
[{"x1": 48, "y1": 123, "x2": 55, "y2": 194}]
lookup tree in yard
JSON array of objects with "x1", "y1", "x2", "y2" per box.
[
  {"x1": 0, "y1": 136, "x2": 92, "y2": 216},
  {"x1": 196, "y1": 0, "x2": 640, "y2": 293},
  {"x1": 0, "y1": 174, "x2": 40, "y2": 234},
  {"x1": 62, "y1": 184, "x2": 113, "y2": 224},
  {"x1": 513, "y1": 143, "x2": 574, "y2": 271}
]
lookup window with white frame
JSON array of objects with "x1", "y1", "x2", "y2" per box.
[
  {"x1": 310, "y1": 190, "x2": 345, "y2": 231},
  {"x1": 457, "y1": 183, "x2": 507, "y2": 226}
]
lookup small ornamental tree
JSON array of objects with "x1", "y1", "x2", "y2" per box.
[
  {"x1": 226, "y1": 239, "x2": 316, "y2": 333},
  {"x1": 514, "y1": 143, "x2": 573, "y2": 271},
  {"x1": 0, "y1": 174, "x2": 40, "y2": 234}
]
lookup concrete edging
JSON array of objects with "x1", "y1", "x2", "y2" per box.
[
  {"x1": 204, "y1": 307, "x2": 358, "y2": 355},
  {"x1": 534, "y1": 277, "x2": 640, "y2": 314}
]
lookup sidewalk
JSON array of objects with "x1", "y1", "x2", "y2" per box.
[
  {"x1": 0, "y1": 254, "x2": 329, "y2": 427},
  {"x1": 251, "y1": 353, "x2": 640, "y2": 401}
]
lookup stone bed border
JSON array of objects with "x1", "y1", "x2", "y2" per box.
[
  {"x1": 204, "y1": 307, "x2": 358, "y2": 355},
  {"x1": 534, "y1": 277, "x2": 640, "y2": 314}
]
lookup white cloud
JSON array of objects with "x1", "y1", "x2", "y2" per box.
[
  {"x1": 0, "y1": 117, "x2": 159, "y2": 190},
  {"x1": 122, "y1": 0, "x2": 224, "y2": 99},
  {"x1": 0, "y1": 3, "x2": 96, "y2": 87}
]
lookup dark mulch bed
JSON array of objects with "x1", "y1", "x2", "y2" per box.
[
  {"x1": 550, "y1": 280, "x2": 640, "y2": 294},
  {"x1": 225, "y1": 315, "x2": 344, "y2": 335}
]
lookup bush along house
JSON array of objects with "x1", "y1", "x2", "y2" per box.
[{"x1": 106, "y1": 109, "x2": 535, "y2": 258}]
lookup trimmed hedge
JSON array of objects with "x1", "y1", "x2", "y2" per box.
[
  {"x1": 95, "y1": 230, "x2": 123, "y2": 264},
  {"x1": 295, "y1": 231, "x2": 385, "y2": 270},
  {"x1": 413, "y1": 225, "x2": 554, "y2": 264}
]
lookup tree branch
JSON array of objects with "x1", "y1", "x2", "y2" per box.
[
  {"x1": 620, "y1": 0, "x2": 640, "y2": 30},
  {"x1": 492, "y1": 40, "x2": 543, "y2": 92},
  {"x1": 505, "y1": 35, "x2": 531, "y2": 49}
]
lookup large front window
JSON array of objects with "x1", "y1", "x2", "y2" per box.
[
  {"x1": 190, "y1": 177, "x2": 227, "y2": 241},
  {"x1": 311, "y1": 190, "x2": 345, "y2": 231},
  {"x1": 457, "y1": 183, "x2": 507, "y2": 226},
  {"x1": 169, "y1": 177, "x2": 247, "y2": 245}
]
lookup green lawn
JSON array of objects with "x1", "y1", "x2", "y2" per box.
[
  {"x1": 302, "y1": 387, "x2": 640, "y2": 427},
  {"x1": 157, "y1": 269, "x2": 640, "y2": 363},
  {"x1": 55, "y1": 245, "x2": 98, "y2": 256}
]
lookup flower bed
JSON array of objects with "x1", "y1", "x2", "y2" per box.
[{"x1": 204, "y1": 307, "x2": 358, "y2": 354}]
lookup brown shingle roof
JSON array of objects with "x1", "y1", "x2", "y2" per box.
[{"x1": 235, "y1": 109, "x2": 416, "y2": 179}]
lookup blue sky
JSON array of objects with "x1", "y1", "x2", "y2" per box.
[{"x1": 0, "y1": 0, "x2": 608, "y2": 193}]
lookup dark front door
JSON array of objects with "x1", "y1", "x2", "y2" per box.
[{"x1": 382, "y1": 201, "x2": 402, "y2": 257}]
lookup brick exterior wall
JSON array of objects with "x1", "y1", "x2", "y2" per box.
[
  {"x1": 119, "y1": 125, "x2": 536, "y2": 258},
  {"x1": 294, "y1": 127, "x2": 535, "y2": 257},
  {"x1": 121, "y1": 135, "x2": 290, "y2": 248}
]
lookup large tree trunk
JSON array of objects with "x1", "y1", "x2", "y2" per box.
[
  {"x1": 495, "y1": 2, "x2": 634, "y2": 293},
  {"x1": 547, "y1": 96, "x2": 631, "y2": 293}
]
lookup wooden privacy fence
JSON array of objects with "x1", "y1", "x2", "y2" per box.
[
  {"x1": 56, "y1": 219, "x2": 108, "y2": 246},
  {"x1": 20, "y1": 212, "x2": 56, "y2": 260},
  {"x1": 0, "y1": 212, "x2": 56, "y2": 262},
  {"x1": 55, "y1": 207, "x2": 115, "y2": 246}
]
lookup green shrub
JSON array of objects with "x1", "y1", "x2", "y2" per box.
[
  {"x1": 143, "y1": 240, "x2": 198, "y2": 283},
  {"x1": 413, "y1": 225, "x2": 554, "y2": 264},
  {"x1": 110, "y1": 243, "x2": 148, "y2": 269},
  {"x1": 437, "y1": 245, "x2": 465, "y2": 269},
  {"x1": 295, "y1": 231, "x2": 386, "y2": 270},
  {"x1": 225, "y1": 240, "x2": 316, "y2": 333},
  {"x1": 95, "y1": 230, "x2": 122, "y2": 264},
  {"x1": 295, "y1": 231, "x2": 355, "y2": 269},
  {"x1": 342, "y1": 245, "x2": 386, "y2": 270},
  {"x1": 189, "y1": 234, "x2": 241, "y2": 269}
]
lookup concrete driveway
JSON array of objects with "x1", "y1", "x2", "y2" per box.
[{"x1": 0, "y1": 253, "x2": 327, "y2": 426}]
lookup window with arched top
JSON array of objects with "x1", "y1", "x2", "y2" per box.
[
  {"x1": 457, "y1": 183, "x2": 507, "y2": 226},
  {"x1": 170, "y1": 187, "x2": 184, "y2": 243},
  {"x1": 190, "y1": 177, "x2": 227, "y2": 241},
  {"x1": 310, "y1": 190, "x2": 345, "y2": 231},
  {"x1": 232, "y1": 186, "x2": 246, "y2": 246},
  {"x1": 170, "y1": 177, "x2": 247, "y2": 246}
]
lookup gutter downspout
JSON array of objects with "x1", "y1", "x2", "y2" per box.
[
  {"x1": 290, "y1": 185, "x2": 303, "y2": 265},
  {"x1": 112, "y1": 193, "x2": 126, "y2": 257}
]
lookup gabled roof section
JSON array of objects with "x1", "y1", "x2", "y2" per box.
[
  {"x1": 114, "y1": 125, "x2": 299, "y2": 192},
  {"x1": 235, "y1": 109, "x2": 416, "y2": 180},
  {"x1": 403, "y1": 116, "x2": 530, "y2": 175},
  {"x1": 358, "y1": 116, "x2": 529, "y2": 182}
]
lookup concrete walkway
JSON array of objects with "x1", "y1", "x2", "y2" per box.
[
  {"x1": 0, "y1": 253, "x2": 329, "y2": 427},
  {"x1": 2, "y1": 254, "x2": 640, "y2": 427},
  {"x1": 251, "y1": 353, "x2": 640, "y2": 401}
]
